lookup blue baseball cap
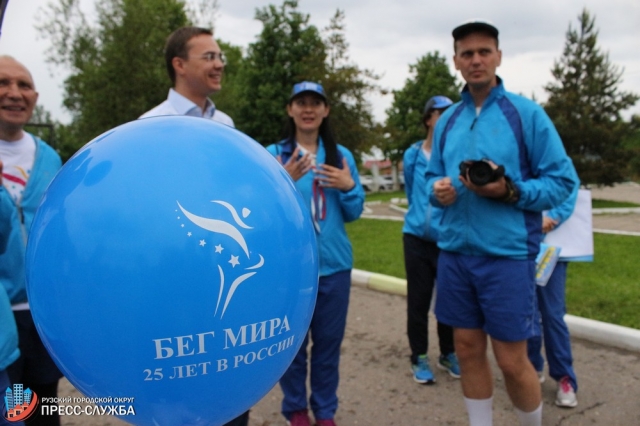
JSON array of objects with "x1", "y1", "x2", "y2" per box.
[
  {"x1": 423, "y1": 96, "x2": 454, "y2": 114},
  {"x1": 290, "y1": 81, "x2": 327, "y2": 102}
]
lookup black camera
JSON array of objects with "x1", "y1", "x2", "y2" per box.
[{"x1": 459, "y1": 159, "x2": 505, "y2": 186}]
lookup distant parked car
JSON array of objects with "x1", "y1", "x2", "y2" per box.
[{"x1": 359, "y1": 175, "x2": 395, "y2": 192}]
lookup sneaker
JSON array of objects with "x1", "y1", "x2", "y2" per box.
[
  {"x1": 437, "y1": 353, "x2": 461, "y2": 378},
  {"x1": 315, "y1": 420, "x2": 337, "y2": 426},
  {"x1": 537, "y1": 370, "x2": 545, "y2": 384},
  {"x1": 288, "y1": 409, "x2": 311, "y2": 426},
  {"x1": 555, "y1": 376, "x2": 578, "y2": 408},
  {"x1": 411, "y1": 354, "x2": 435, "y2": 384}
]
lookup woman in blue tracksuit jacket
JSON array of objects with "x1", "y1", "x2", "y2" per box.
[
  {"x1": 265, "y1": 82, "x2": 364, "y2": 426},
  {"x1": 402, "y1": 96, "x2": 459, "y2": 385},
  {"x1": 1, "y1": 134, "x2": 62, "y2": 425}
]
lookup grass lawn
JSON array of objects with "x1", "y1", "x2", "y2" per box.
[
  {"x1": 346, "y1": 218, "x2": 640, "y2": 330},
  {"x1": 365, "y1": 190, "x2": 640, "y2": 209},
  {"x1": 566, "y1": 233, "x2": 640, "y2": 329}
]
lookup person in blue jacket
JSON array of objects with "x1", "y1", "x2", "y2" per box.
[
  {"x1": 266, "y1": 81, "x2": 364, "y2": 426},
  {"x1": 528, "y1": 177, "x2": 580, "y2": 409},
  {"x1": 426, "y1": 22, "x2": 576, "y2": 426},
  {"x1": 0, "y1": 55, "x2": 63, "y2": 426},
  {"x1": 1, "y1": 286, "x2": 22, "y2": 426},
  {"x1": 403, "y1": 95, "x2": 459, "y2": 385}
]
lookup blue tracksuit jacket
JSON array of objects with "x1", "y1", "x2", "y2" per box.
[
  {"x1": 266, "y1": 139, "x2": 364, "y2": 277},
  {"x1": 0, "y1": 134, "x2": 61, "y2": 304},
  {"x1": 426, "y1": 78, "x2": 576, "y2": 259},
  {"x1": 402, "y1": 141, "x2": 442, "y2": 242}
]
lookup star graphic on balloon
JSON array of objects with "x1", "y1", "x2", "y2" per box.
[{"x1": 177, "y1": 200, "x2": 265, "y2": 319}]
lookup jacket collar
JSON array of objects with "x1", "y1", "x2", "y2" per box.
[{"x1": 460, "y1": 76, "x2": 505, "y2": 109}]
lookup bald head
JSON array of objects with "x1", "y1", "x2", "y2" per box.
[
  {"x1": 0, "y1": 56, "x2": 34, "y2": 80},
  {"x1": 0, "y1": 56, "x2": 39, "y2": 141}
]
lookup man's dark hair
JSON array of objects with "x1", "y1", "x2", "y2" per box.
[
  {"x1": 164, "y1": 27, "x2": 213, "y2": 85},
  {"x1": 453, "y1": 32, "x2": 499, "y2": 53}
]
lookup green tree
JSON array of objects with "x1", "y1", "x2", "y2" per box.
[
  {"x1": 37, "y1": 0, "x2": 190, "y2": 154},
  {"x1": 233, "y1": 0, "x2": 379, "y2": 159},
  {"x1": 623, "y1": 114, "x2": 640, "y2": 180},
  {"x1": 25, "y1": 105, "x2": 57, "y2": 149},
  {"x1": 212, "y1": 41, "x2": 245, "y2": 125},
  {"x1": 544, "y1": 8, "x2": 639, "y2": 186},
  {"x1": 319, "y1": 9, "x2": 380, "y2": 157},
  {"x1": 233, "y1": 0, "x2": 326, "y2": 145},
  {"x1": 384, "y1": 52, "x2": 460, "y2": 163}
]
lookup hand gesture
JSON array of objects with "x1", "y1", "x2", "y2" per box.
[
  {"x1": 314, "y1": 158, "x2": 355, "y2": 191},
  {"x1": 278, "y1": 147, "x2": 313, "y2": 181},
  {"x1": 542, "y1": 216, "x2": 558, "y2": 234},
  {"x1": 433, "y1": 177, "x2": 457, "y2": 206}
]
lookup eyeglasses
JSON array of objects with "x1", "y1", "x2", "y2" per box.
[{"x1": 199, "y1": 52, "x2": 226, "y2": 64}]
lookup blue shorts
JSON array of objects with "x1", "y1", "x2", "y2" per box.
[{"x1": 435, "y1": 251, "x2": 536, "y2": 342}]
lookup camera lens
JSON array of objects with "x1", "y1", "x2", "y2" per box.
[{"x1": 468, "y1": 161, "x2": 495, "y2": 186}]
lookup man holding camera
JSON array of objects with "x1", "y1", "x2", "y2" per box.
[{"x1": 426, "y1": 21, "x2": 576, "y2": 426}]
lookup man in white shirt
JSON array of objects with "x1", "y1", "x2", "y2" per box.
[
  {"x1": 140, "y1": 26, "x2": 234, "y2": 127},
  {"x1": 139, "y1": 27, "x2": 247, "y2": 426}
]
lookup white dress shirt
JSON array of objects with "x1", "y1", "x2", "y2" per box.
[{"x1": 140, "y1": 89, "x2": 235, "y2": 127}]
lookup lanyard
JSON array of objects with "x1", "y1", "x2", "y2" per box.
[{"x1": 311, "y1": 178, "x2": 326, "y2": 234}]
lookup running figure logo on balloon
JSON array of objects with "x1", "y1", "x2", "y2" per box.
[{"x1": 177, "y1": 200, "x2": 265, "y2": 319}]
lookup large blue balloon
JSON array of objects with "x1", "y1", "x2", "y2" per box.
[{"x1": 26, "y1": 116, "x2": 318, "y2": 425}]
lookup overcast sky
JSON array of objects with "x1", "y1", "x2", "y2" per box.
[{"x1": 1, "y1": 0, "x2": 639, "y2": 125}]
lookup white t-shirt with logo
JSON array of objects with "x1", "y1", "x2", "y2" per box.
[{"x1": 0, "y1": 132, "x2": 36, "y2": 204}]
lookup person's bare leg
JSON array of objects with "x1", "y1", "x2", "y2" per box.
[
  {"x1": 455, "y1": 328, "x2": 492, "y2": 398},
  {"x1": 456, "y1": 328, "x2": 494, "y2": 425},
  {"x1": 491, "y1": 338, "x2": 541, "y2": 412}
]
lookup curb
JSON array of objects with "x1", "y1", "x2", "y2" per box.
[
  {"x1": 592, "y1": 207, "x2": 640, "y2": 214},
  {"x1": 351, "y1": 268, "x2": 640, "y2": 353}
]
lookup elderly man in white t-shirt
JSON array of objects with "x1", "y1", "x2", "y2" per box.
[
  {"x1": 140, "y1": 26, "x2": 234, "y2": 127},
  {"x1": 0, "y1": 54, "x2": 63, "y2": 426}
]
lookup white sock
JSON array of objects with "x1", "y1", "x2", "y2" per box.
[
  {"x1": 464, "y1": 396, "x2": 493, "y2": 426},
  {"x1": 515, "y1": 402, "x2": 542, "y2": 426}
]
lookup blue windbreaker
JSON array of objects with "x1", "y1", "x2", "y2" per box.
[
  {"x1": 546, "y1": 168, "x2": 580, "y2": 226},
  {"x1": 0, "y1": 134, "x2": 62, "y2": 304},
  {"x1": 266, "y1": 139, "x2": 364, "y2": 277},
  {"x1": 426, "y1": 78, "x2": 576, "y2": 259},
  {"x1": 0, "y1": 286, "x2": 19, "y2": 370},
  {"x1": 402, "y1": 141, "x2": 442, "y2": 242}
]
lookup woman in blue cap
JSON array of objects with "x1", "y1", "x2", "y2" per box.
[
  {"x1": 402, "y1": 95, "x2": 460, "y2": 384},
  {"x1": 266, "y1": 81, "x2": 365, "y2": 426}
]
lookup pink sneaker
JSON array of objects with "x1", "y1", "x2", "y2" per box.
[
  {"x1": 315, "y1": 420, "x2": 337, "y2": 426},
  {"x1": 555, "y1": 376, "x2": 578, "y2": 408},
  {"x1": 288, "y1": 409, "x2": 311, "y2": 426}
]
